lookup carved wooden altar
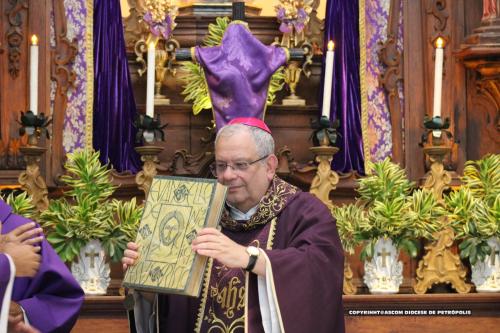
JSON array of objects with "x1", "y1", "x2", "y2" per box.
[
  {"x1": 1, "y1": 1, "x2": 495, "y2": 193},
  {"x1": 1, "y1": 2, "x2": 500, "y2": 318}
]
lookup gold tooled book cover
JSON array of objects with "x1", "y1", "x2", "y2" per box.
[{"x1": 123, "y1": 176, "x2": 227, "y2": 297}]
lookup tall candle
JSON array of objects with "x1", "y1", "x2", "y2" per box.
[
  {"x1": 30, "y1": 35, "x2": 39, "y2": 115},
  {"x1": 146, "y1": 41, "x2": 155, "y2": 118},
  {"x1": 321, "y1": 41, "x2": 335, "y2": 120},
  {"x1": 432, "y1": 37, "x2": 445, "y2": 118}
]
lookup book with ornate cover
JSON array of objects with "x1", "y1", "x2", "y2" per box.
[{"x1": 123, "y1": 176, "x2": 227, "y2": 297}]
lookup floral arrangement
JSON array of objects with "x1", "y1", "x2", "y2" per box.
[
  {"x1": 143, "y1": 0, "x2": 178, "y2": 40},
  {"x1": 275, "y1": 0, "x2": 313, "y2": 35}
]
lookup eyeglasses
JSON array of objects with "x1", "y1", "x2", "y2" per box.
[{"x1": 210, "y1": 155, "x2": 269, "y2": 177}]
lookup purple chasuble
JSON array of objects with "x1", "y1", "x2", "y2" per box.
[
  {"x1": 0, "y1": 254, "x2": 11, "y2": 309},
  {"x1": 0, "y1": 200, "x2": 84, "y2": 332},
  {"x1": 0, "y1": 253, "x2": 14, "y2": 329},
  {"x1": 155, "y1": 177, "x2": 345, "y2": 333},
  {"x1": 194, "y1": 22, "x2": 288, "y2": 130},
  {"x1": 197, "y1": 222, "x2": 273, "y2": 333}
]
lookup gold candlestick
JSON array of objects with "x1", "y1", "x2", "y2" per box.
[
  {"x1": 422, "y1": 134, "x2": 452, "y2": 201},
  {"x1": 414, "y1": 228, "x2": 472, "y2": 294},
  {"x1": 343, "y1": 259, "x2": 356, "y2": 295},
  {"x1": 282, "y1": 61, "x2": 306, "y2": 106},
  {"x1": 154, "y1": 49, "x2": 170, "y2": 105},
  {"x1": 135, "y1": 145, "x2": 164, "y2": 197},
  {"x1": 309, "y1": 142, "x2": 339, "y2": 209},
  {"x1": 18, "y1": 146, "x2": 49, "y2": 212}
]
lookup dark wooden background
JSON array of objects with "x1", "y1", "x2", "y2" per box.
[
  {"x1": 0, "y1": 1, "x2": 497, "y2": 189},
  {"x1": 1, "y1": 1, "x2": 499, "y2": 332}
]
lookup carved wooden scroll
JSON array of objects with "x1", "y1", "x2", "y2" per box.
[
  {"x1": 378, "y1": 0, "x2": 404, "y2": 165},
  {"x1": 5, "y1": 0, "x2": 28, "y2": 78}
]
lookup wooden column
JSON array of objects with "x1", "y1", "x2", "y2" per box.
[{"x1": 455, "y1": 0, "x2": 500, "y2": 159}]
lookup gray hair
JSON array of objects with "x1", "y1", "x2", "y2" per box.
[{"x1": 215, "y1": 123, "x2": 275, "y2": 158}]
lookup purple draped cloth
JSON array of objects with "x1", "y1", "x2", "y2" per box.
[
  {"x1": 321, "y1": 0, "x2": 365, "y2": 174},
  {"x1": 93, "y1": 0, "x2": 141, "y2": 173},
  {"x1": 152, "y1": 177, "x2": 345, "y2": 332},
  {"x1": 0, "y1": 200, "x2": 84, "y2": 332},
  {"x1": 194, "y1": 22, "x2": 288, "y2": 130}
]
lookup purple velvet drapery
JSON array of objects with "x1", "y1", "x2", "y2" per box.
[
  {"x1": 93, "y1": 0, "x2": 140, "y2": 173},
  {"x1": 321, "y1": 0, "x2": 365, "y2": 174}
]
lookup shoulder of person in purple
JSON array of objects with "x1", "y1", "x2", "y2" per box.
[
  {"x1": 0, "y1": 199, "x2": 85, "y2": 332},
  {"x1": 0, "y1": 200, "x2": 35, "y2": 234}
]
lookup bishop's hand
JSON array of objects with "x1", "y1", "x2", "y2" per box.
[{"x1": 191, "y1": 228, "x2": 248, "y2": 269}]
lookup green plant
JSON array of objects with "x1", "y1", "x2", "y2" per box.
[
  {"x1": 39, "y1": 149, "x2": 143, "y2": 262},
  {"x1": 462, "y1": 153, "x2": 500, "y2": 205},
  {"x1": 203, "y1": 16, "x2": 230, "y2": 47},
  {"x1": 331, "y1": 203, "x2": 369, "y2": 255},
  {"x1": 180, "y1": 17, "x2": 284, "y2": 114},
  {"x1": 106, "y1": 198, "x2": 143, "y2": 261},
  {"x1": 357, "y1": 158, "x2": 414, "y2": 206},
  {"x1": 406, "y1": 189, "x2": 447, "y2": 240},
  {"x1": 333, "y1": 158, "x2": 446, "y2": 261},
  {"x1": 357, "y1": 158, "x2": 418, "y2": 259},
  {"x1": 444, "y1": 154, "x2": 500, "y2": 265},
  {"x1": 181, "y1": 62, "x2": 212, "y2": 115},
  {"x1": 2, "y1": 191, "x2": 37, "y2": 220}
]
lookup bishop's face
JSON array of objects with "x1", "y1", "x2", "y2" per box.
[{"x1": 214, "y1": 130, "x2": 275, "y2": 213}]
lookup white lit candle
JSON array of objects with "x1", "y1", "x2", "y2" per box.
[
  {"x1": 30, "y1": 35, "x2": 39, "y2": 115},
  {"x1": 321, "y1": 41, "x2": 335, "y2": 120},
  {"x1": 432, "y1": 37, "x2": 445, "y2": 118},
  {"x1": 146, "y1": 41, "x2": 155, "y2": 118}
]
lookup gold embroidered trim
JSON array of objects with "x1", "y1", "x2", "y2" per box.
[
  {"x1": 190, "y1": 47, "x2": 197, "y2": 64},
  {"x1": 359, "y1": 0, "x2": 371, "y2": 171},
  {"x1": 85, "y1": 0, "x2": 94, "y2": 149},
  {"x1": 282, "y1": 47, "x2": 290, "y2": 63},
  {"x1": 229, "y1": 20, "x2": 250, "y2": 31},
  {"x1": 220, "y1": 177, "x2": 298, "y2": 232},
  {"x1": 244, "y1": 271, "x2": 249, "y2": 333},
  {"x1": 194, "y1": 258, "x2": 214, "y2": 333},
  {"x1": 204, "y1": 306, "x2": 245, "y2": 332},
  {"x1": 266, "y1": 217, "x2": 278, "y2": 250}
]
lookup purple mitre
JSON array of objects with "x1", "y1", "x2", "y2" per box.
[{"x1": 194, "y1": 21, "x2": 288, "y2": 130}]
